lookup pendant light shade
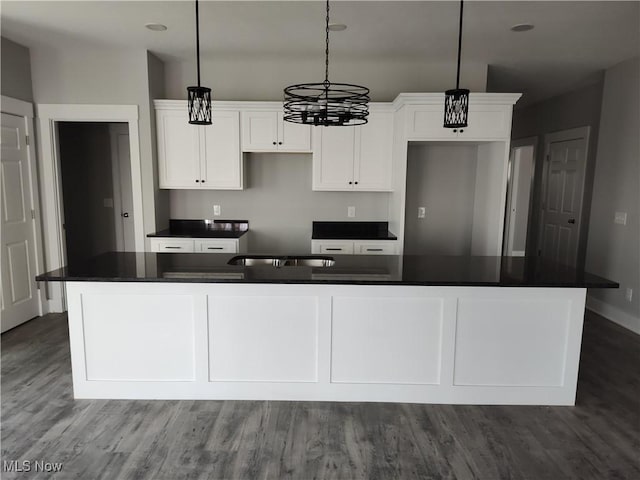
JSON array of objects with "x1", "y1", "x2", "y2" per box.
[
  {"x1": 283, "y1": 0, "x2": 369, "y2": 126},
  {"x1": 444, "y1": 0, "x2": 469, "y2": 128},
  {"x1": 187, "y1": 0, "x2": 212, "y2": 125}
]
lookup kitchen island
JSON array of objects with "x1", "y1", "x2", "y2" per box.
[{"x1": 37, "y1": 253, "x2": 617, "y2": 405}]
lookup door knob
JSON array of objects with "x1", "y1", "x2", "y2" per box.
[
  {"x1": 122, "y1": 212, "x2": 129, "y2": 218},
  {"x1": 568, "y1": 218, "x2": 576, "y2": 224}
]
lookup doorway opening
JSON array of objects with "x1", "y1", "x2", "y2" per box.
[{"x1": 57, "y1": 122, "x2": 134, "y2": 266}]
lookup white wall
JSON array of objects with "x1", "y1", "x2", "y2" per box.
[
  {"x1": 169, "y1": 154, "x2": 390, "y2": 253},
  {"x1": 585, "y1": 57, "x2": 640, "y2": 333},
  {"x1": 165, "y1": 57, "x2": 488, "y2": 101}
]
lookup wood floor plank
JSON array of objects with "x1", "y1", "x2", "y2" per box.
[{"x1": 1, "y1": 311, "x2": 639, "y2": 479}]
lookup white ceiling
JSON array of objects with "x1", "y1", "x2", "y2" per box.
[{"x1": 2, "y1": 1, "x2": 639, "y2": 105}]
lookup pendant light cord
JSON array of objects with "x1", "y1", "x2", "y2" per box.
[
  {"x1": 195, "y1": 0, "x2": 201, "y2": 87},
  {"x1": 456, "y1": 0, "x2": 464, "y2": 89},
  {"x1": 324, "y1": 0, "x2": 330, "y2": 86}
]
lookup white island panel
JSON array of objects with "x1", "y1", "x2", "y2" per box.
[
  {"x1": 81, "y1": 293, "x2": 196, "y2": 381},
  {"x1": 454, "y1": 297, "x2": 571, "y2": 386},
  {"x1": 208, "y1": 295, "x2": 319, "y2": 383},
  {"x1": 331, "y1": 296, "x2": 443, "y2": 384}
]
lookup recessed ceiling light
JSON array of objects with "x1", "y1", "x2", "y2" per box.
[
  {"x1": 145, "y1": 23, "x2": 167, "y2": 32},
  {"x1": 328, "y1": 23, "x2": 347, "y2": 31},
  {"x1": 511, "y1": 23, "x2": 534, "y2": 32}
]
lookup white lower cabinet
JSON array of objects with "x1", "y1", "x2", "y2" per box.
[
  {"x1": 150, "y1": 236, "x2": 246, "y2": 253},
  {"x1": 312, "y1": 239, "x2": 398, "y2": 255}
]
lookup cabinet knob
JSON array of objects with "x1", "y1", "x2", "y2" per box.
[
  {"x1": 354, "y1": 181, "x2": 359, "y2": 185},
  {"x1": 348, "y1": 181, "x2": 353, "y2": 185},
  {"x1": 272, "y1": 141, "x2": 277, "y2": 145},
  {"x1": 201, "y1": 179, "x2": 206, "y2": 183},
  {"x1": 278, "y1": 142, "x2": 283, "y2": 145},
  {"x1": 195, "y1": 179, "x2": 200, "y2": 183},
  {"x1": 453, "y1": 129, "x2": 458, "y2": 133},
  {"x1": 459, "y1": 129, "x2": 464, "y2": 133}
]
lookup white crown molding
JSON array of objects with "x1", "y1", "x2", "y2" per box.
[{"x1": 392, "y1": 92, "x2": 522, "y2": 109}]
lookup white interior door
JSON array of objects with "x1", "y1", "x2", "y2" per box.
[
  {"x1": 539, "y1": 128, "x2": 589, "y2": 267},
  {"x1": 110, "y1": 124, "x2": 135, "y2": 251},
  {"x1": 1, "y1": 112, "x2": 41, "y2": 332}
]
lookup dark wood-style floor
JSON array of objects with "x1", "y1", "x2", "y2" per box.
[{"x1": 1, "y1": 311, "x2": 639, "y2": 480}]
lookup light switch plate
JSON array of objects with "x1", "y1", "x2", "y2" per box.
[
  {"x1": 626, "y1": 288, "x2": 633, "y2": 302},
  {"x1": 347, "y1": 206, "x2": 356, "y2": 218},
  {"x1": 614, "y1": 212, "x2": 627, "y2": 225},
  {"x1": 418, "y1": 207, "x2": 426, "y2": 219},
  {"x1": 213, "y1": 205, "x2": 221, "y2": 216}
]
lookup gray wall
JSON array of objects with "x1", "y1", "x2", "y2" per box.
[
  {"x1": 511, "y1": 74, "x2": 605, "y2": 263},
  {"x1": 585, "y1": 57, "x2": 640, "y2": 328},
  {"x1": 147, "y1": 51, "x2": 169, "y2": 232},
  {"x1": 169, "y1": 154, "x2": 390, "y2": 254},
  {"x1": 58, "y1": 123, "x2": 118, "y2": 265},
  {"x1": 404, "y1": 144, "x2": 478, "y2": 255},
  {"x1": 1, "y1": 36, "x2": 33, "y2": 102},
  {"x1": 164, "y1": 57, "x2": 488, "y2": 101},
  {"x1": 27, "y1": 40, "x2": 164, "y2": 249}
]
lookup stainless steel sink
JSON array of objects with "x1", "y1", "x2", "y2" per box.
[{"x1": 227, "y1": 255, "x2": 335, "y2": 267}]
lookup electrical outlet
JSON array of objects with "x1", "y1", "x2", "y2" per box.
[
  {"x1": 347, "y1": 206, "x2": 356, "y2": 218},
  {"x1": 213, "y1": 205, "x2": 221, "y2": 216},
  {"x1": 614, "y1": 212, "x2": 627, "y2": 225},
  {"x1": 418, "y1": 207, "x2": 426, "y2": 219},
  {"x1": 626, "y1": 288, "x2": 633, "y2": 302}
]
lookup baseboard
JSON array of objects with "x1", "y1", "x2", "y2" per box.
[{"x1": 586, "y1": 296, "x2": 640, "y2": 335}]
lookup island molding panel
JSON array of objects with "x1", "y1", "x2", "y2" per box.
[{"x1": 66, "y1": 282, "x2": 585, "y2": 405}]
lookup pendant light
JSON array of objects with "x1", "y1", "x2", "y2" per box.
[
  {"x1": 283, "y1": 0, "x2": 369, "y2": 127},
  {"x1": 444, "y1": 0, "x2": 469, "y2": 129},
  {"x1": 187, "y1": 0, "x2": 212, "y2": 125}
]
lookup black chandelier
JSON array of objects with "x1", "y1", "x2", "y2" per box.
[
  {"x1": 444, "y1": 0, "x2": 469, "y2": 129},
  {"x1": 187, "y1": 0, "x2": 211, "y2": 125},
  {"x1": 283, "y1": 0, "x2": 369, "y2": 127}
]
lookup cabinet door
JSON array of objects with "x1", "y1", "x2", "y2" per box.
[
  {"x1": 312, "y1": 127, "x2": 356, "y2": 191},
  {"x1": 354, "y1": 111, "x2": 393, "y2": 191},
  {"x1": 459, "y1": 104, "x2": 511, "y2": 140},
  {"x1": 194, "y1": 239, "x2": 238, "y2": 253},
  {"x1": 201, "y1": 111, "x2": 243, "y2": 189},
  {"x1": 156, "y1": 109, "x2": 202, "y2": 189},
  {"x1": 241, "y1": 111, "x2": 278, "y2": 151},
  {"x1": 277, "y1": 112, "x2": 312, "y2": 152},
  {"x1": 406, "y1": 105, "x2": 458, "y2": 141}
]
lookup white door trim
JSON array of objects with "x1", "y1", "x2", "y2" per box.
[
  {"x1": 503, "y1": 136, "x2": 538, "y2": 256},
  {"x1": 538, "y1": 126, "x2": 590, "y2": 263},
  {"x1": 36, "y1": 104, "x2": 145, "y2": 312},
  {"x1": 1, "y1": 95, "x2": 46, "y2": 317}
]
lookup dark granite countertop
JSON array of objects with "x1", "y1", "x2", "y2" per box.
[
  {"x1": 36, "y1": 252, "x2": 618, "y2": 288},
  {"x1": 147, "y1": 219, "x2": 248, "y2": 239},
  {"x1": 312, "y1": 221, "x2": 397, "y2": 240}
]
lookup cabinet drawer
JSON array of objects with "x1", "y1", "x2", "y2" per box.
[
  {"x1": 354, "y1": 241, "x2": 398, "y2": 255},
  {"x1": 194, "y1": 239, "x2": 238, "y2": 253},
  {"x1": 312, "y1": 241, "x2": 355, "y2": 255},
  {"x1": 150, "y1": 239, "x2": 195, "y2": 253}
]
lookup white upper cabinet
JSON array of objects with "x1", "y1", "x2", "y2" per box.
[
  {"x1": 312, "y1": 109, "x2": 394, "y2": 191},
  {"x1": 402, "y1": 93, "x2": 518, "y2": 141},
  {"x1": 155, "y1": 101, "x2": 243, "y2": 190},
  {"x1": 201, "y1": 111, "x2": 242, "y2": 189},
  {"x1": 242, "y1": 110, "x2": 311, "y2": 152}
]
